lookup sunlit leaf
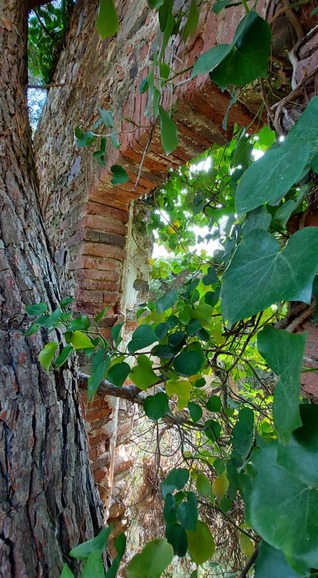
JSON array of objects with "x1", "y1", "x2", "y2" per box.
[
  {"x1": 129, "y1": 354, "x2": 159, "y2": 390},
  {"x1": 126, "y1": 539, "x2": 173, "y2": 578},
  {"x1": 96, "y1": 0, "x2": 119, "y2": 39},
  {"x1": 70, "y1": 330, "x2": 95, "y2": 350},
  {"x1": 38, "y1": 342, "x2": 58, "y2": 370},
  {"x1": 82, "y1": 551, "x2": 104, "y2": 578},
  {"x1": 187, "y1": 521, "x2": 215, "y2": 565}
]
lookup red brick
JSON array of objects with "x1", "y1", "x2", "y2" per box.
[
  {"x1": 87, "y1": 201, "x2": 129, "y2": 223},
  {"x1": 82, "y1": 242, "x2": 126, "y2": 261},
  {"x1": 86, "y1": 214, "x2": 127, "y2": 235},
  {"x1": 78, "y1": 256, "x2": 121, "y2": 272},
  {"x1": 79, "y1": 278, "x2": 120, "y2": 292},
  {"x1": 78, "y1": 268, "x2": 120, "y2": 282}
]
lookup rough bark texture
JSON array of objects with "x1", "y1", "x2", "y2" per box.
[{"x1": 0, "y1": 1, "x2": 104, "y2": 576}]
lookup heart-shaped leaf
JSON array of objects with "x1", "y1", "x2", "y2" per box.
[
  {"x1": 126, "y1": 539, "x2": 173, "y2": 578},
  {"x1": 221, "y1": 228, "x2": 318, "y2": 325},
  {"x1": 96, "y1": 0, "x2": 118, "y2": 39}
]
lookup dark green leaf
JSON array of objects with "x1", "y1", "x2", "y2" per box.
[
  {"x1": 186, "y1": 521, "x2": 215, "y2": 565},
  {"x1": 206, "y1": 395, "x2": 222, "y2": 412},
  {"x1": 128, "y1": 325, "x2": 157, "y2": 353},
  {"x1": 37, "y1": 308, "x2": 62, "y2": 328},
  {"x1": 110, "y1": 165, "x2": 129, "y2": 185},
  {"x1": 235, "y1": 143, "x2": 311, "y2": 215},
  {"x1": 144, "y1": 391, "x2": 169, "y2": 420},
  {"x1": 54, "y1": 345, "x2": 73, "y2": 368},
  {"x1": 159, "y1": 106, "x2": 178, "y2": 155},
  {"x1": 160, "y1": 62, "x2": 170, "y2": 79},
  {"x1": 177, "y1": 492, "x2": 198, "y2": 531},
  {"x1": 105, "y1": 533, "x2": 126, "y2": 578},
  {"x1": 161, "y1": 468, "x2": 189, "y2": 498},
  {"x1": 87, "y1": 349, "x2": 110, "y2": 400},
  {"x1": 60, "y1": 565, "x2": 75, "y2": 578},
  {"x1": 23, "y1": 323, "x2": 39, "y2": 337},
  {"x1": 166, "y1": 523, "x2": 188, "y2": 556},
  {"x1": 96, "y1": 0, "x2": 119, "y2": 39},
  {"x1": 156, "y1": 289, "x2": 177, "y2": 313},
  {"x1": 221, "y1": 228, "x2": 318, "y2": 325},
  {"x1": 205, "y1": 420, "x2": 221, "y2": 441},
  {"x1": 82, "y1": 551, "x2": 104, "y2": 578},
  {"x1": 255, "y1": 541, "x2": 306, "y2": 578},
  {"x1": 147, "y1": 0, "x2": 165, "y2": 7},
  {"x1": 38, "y1": 342, "x2": 58, "y2": 371},
  {"x1": 183, "y1": 1, "x2": 199, "y2": 40},
  {"x1": 192, "y1": 44, "x2": 231, "y2": 78},
  {"x1": 244, "y1": 206, "x2": 272, "y2": 236},
  {"x1": 111, "y1": 322, "x2": 124, "y2": 346},
  {"x1": 188, "y1": 401, "x2": 202, "y2": 423},
  {"x1": 173, "y1": 343, "x2": 205, "y2": 377},
  {"x1": 126, "y1": 539, "x2": 173, "y2": 578},
  {"x1": 107, "y1": 361, "x2": 130, "y2": 387},
  {"x1": 231, "y1": 407, "x2": 254, "y2": 466},
  {"x1": 210, "y1": 12, "x2": 271, "y2": 89},
  {"x1": 212, "y1": 0, "x2": 238, "y2": 13},
  {"x1": 246, "y1": 441, "x2": 318, "y2": 570},
  {"x1": 164, "y1": 493, "x2": 178, "y2": 525},
  {"x1": 25, "y1": 301, "x2": 47, "y2": 315},
  {"x1": 258, "y1": 327, "x2": 305, "y2": 442},
  {"x1": 70, "y1": 526, "x2": 112, "y2": 560}
]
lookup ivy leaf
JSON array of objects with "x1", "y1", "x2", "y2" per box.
[
  {"x1": 166, "y1": 523, "x2": 188, "y2": 556},
  {"x1": 70, "y1": 526, "x2": 112, "y2": 560},
  {"x1": 82, "y1": 551, "x2": 104, "y2": 578},
  {"x1": 159, "y1": 106, "x2": 178, "y2": 155},
  {"x1": 183, "y1": 1, "x2": 199, "y2": 40},
  {"x1": 177, "y1": 492, "x2": 198, "y2": 531},
  {"x1": 192, "y1": 44, "x2": 231, "y2": 78},
  {"x1": 161, "y1": 468, "x2": 189, "y2": 498},
  {"x1": 129, "y1": 354, "x2": 158, "y2": 390},
  {"x1": 144, "y1": 391, "x2": 169, "y2": 420},
  {"x1": 67, "y1": 315, "x2": 90, "y2": 331},
  {"x1": 128, "y1": 325, "x2": 157, "y2": 353},
  {"x1": 188, "y1": 401, "x2": 202, "y2": 423},
  {"x1": 60, "y1": 565, "x2": 75, "y2": 578},
  {"x1": 173, "y1": 343, "x2": 205, "y2": 376},
  {"x1": 235, "y1": 143, "x2": 311, "y2": 215},
  {"x1": 156, "y1": 289, "x2": 177, "y2": 313},
  {"x1": 126, "y1": 539, "x2": 173, "y2": 578},
  {"x1": 54, "y1": 345, "x2": 73, "y2": 368},
  {"x1": 186, "y1": 521, "x2": 215, "y2": 565},
  {"x1": 254, "y1": 541, "x2": 306, "y2": 578},
  {"x1": 196, "y1": 473, "x2": 212, "y2": 498},
  {"x1": 87, "y1": 349, "x2": 110, "y2": 400},
  {"x1": 258, "y1": 327, "x2": 305, "y2": 442},
  {"x1": 38, "y1": 342, "x2": 58, "y2": 371},
  {"x1": 98, "y1": 106, "x2": 114, "y2": 128},
  {"x1": 231, "y1": 407, "x2": 254, "y2": 467},
  {"x1": 221, "y1": 228, "x2": 318, "y2": 325},
  {"x1": 110, "y1": 165, "x2": 129, "y2": 185},
  {"x1": 111, "y1": 321, "x2": 124, "y2": 346},
  {"x1": 25, "y1": 302, "x2": 48, "y2": 316},
  {"x1": 70, "y1": 330, "x2": 95, "y2": 350},
  {"x1": 105, "y1": 533, "x2": 126, "y2": 578},
  {"x1": 96, "y1": 0, "x2": 119, "y2": 39},
  {"x1": 107, "y1": 361, "x2": 130, "y2": 387},
  {"x1": 246, "y1": 440, "x2": 318, "y2": 570},
  {"x1": 210, "y1": 12, "x2": 271, "y2": 89}
]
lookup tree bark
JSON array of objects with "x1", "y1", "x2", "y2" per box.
[{"x1": 0, "y1": 1, "x2": 104, "y2": 576}]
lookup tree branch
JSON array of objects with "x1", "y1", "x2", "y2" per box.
[{"x1": 27, "y1": 0, "x2": 52, "y2": 10}]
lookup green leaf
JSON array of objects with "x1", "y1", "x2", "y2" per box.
[
  {"x1": 25, "y1": 302, "x2": 48, "y2": 316},
  {"x1": 107, "y1": 361, "x2": 130, "y2": 387},
  {"x1": 244, "y1": 206, "x2": 272, "y2": 236},
  {"x1": 173, "y1": 343, "x2": 205, "y2": 376},
  {"x1": 38, "y1": 342, "x2": 58, "y2": 370},
  {"x1": 206, "y1": 395, "x2": 222, "y2": 412},
  {"x1": 144, "y1": 391, "x2": 169, "y2": 420},
  {"x1": 164, "y1": 493, "x2": 177, "y2": 525},
  {"x1": 54, "y1": 345, "x2": 73, "y2": 368},
  {"x1": 188, "y1": 401, "x2": 202, "y2": 423},
  {"x1": 183, "y1": 1, "x2": 199, "y2": 40},
  {"x1": 60, "y1": 297, "x2": 75, "y2": 309},
  {"x1": 221, "y1": 228, "x2": 318, "y2": 325},
  {"x1": 94, "y1": 306, "x2": 110, "y2": 324},
  {"x1": 156, "y1": 289, "x2": 177, "y2": 313},
  {"x1": 147, "y1": 0, "x2": 165, "y2": 7},
  {"x1": 196, "y1": 473, "x2": 212, "y2": 498},
  {"x1": 129, "y1": 354, "x2": 159, "y2": 390},
  {"x1": 60, "y1": 564, "x2": 75, "y2": 578},
  {"x1": 110, "y1": 129, "x2": 120, "y2": 150},
  {"x1": 126, "y1": 539, "x2": 173, "y2": 578},
  {"x1": 111, "y1": 322, "x2": 124, "y2": 346},
  {"x1": 210, "y1": 13, "x2": 271, "y2": 89},
  {"x1": 159, "y1": 106, "x2": 178, "y2": 155},
  {"x1": 161, "y1": 468, "x2": 189, "y2": 498},
  {"x1": 67, "y1": 315, "x2": 90, "y2": 331},
  {"x1": 110, "y1": 165, "x2": 129, "y2": 185},
  {"x1": 166, "y1": 523, "x2": 188, "y2": 556},
  {"x1": 96, "y1": 0, "x2": 119, "y2": 39},
  {"x1": 258, "y1": 327, "x2": 305, "y2": 442},
  {"x1": 70, "y1": 330, "x2": 95, "y2": 350},
  {"x1": 287, "y1": 96, "x2": 318, "y2": 154},
  {"x1": 105, "y1": 533, "x2": 126, "y2": 578},
  {"x1": 36, "y1": 308, "x2": 62, "y2": 328},
  {"x1": 192, "y1": 44, "x2": 231, "y2": 78},
  {"x1": 82, "y1": 551, "x2": 104, "y2": 578},
  {"x1": 160, "y1": 62, "x2": 170, "y2": 79},
  {"x1": 231, "y1": 407, "x2": 254, "y2": 466},
  {"x1": 23, "y1": 323, "x2": 40, "y2": 337},
  {"x1": 205, "y1": 420, "x2": 221, "y2": 441},
  {"x1": 87, "y1": 349, "x2": 110, "y2": 400},
  {"x1": 177, "y1": 491, "x2": 198, "y2": 531},
  {"x1": 70, "y1": 526, "x2": 112, "y2": 560},
  {"x1": 186, "y1": 521, "x2": 215, "y2": 565},
  {"x1": 98, "y1": 106, "x2": 114, "y2": 128},
  {"x1": 255, "y1": 541, "x2": 306, "y2": 578},
  {"x1": 128, "y1": 325, "x2": 157, "y2": 353},
  {"x1": 246, "y1": 440, "x2": 318, "y2": 570},
  {"x1": 235, "y1": 143, "x2": 310, "y2": 215}
]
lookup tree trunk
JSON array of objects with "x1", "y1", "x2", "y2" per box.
[{"x1": 0, "y1": 1, "x2": 104, "y2": 576}]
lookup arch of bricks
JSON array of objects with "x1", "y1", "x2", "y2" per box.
[{"x1": 35, "y1": 0, "x2": 317, "y2": 538}]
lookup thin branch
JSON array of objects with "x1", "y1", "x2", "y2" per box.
[
  {"x1": 238, "y1": 545, "x2": 259, "y2": 578},
  {"x1": 28, "y1": 83, "x2": 65, "y2": 89}
]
